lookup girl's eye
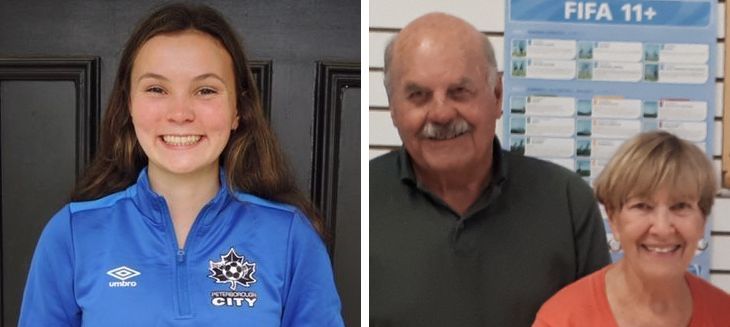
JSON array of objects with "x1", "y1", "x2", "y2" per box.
[
  {"x1": 197, "y1": 88, "x2": 218, "y2": 96},
  {"x1": 146, "y1": 86, "x2": 165, "y2": 94}
]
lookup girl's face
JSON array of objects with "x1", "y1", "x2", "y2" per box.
[{"x1": 130, "y1": 29, "x2": 238, "y2": 179}]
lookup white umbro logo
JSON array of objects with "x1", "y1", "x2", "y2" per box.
[{"x1": 107, "y1": 266, "x2": 141, "y2": 287}]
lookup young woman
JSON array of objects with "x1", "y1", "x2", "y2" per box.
[
  {"x1": 533, "y1": 131, "x2": 730, "y2": 326},
  {"x1": 19, "y1": 3, "x2": 343, "y2": 326}
]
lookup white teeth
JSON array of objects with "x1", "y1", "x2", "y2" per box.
[
  {"x1": 162, "y1": 135, "x2": 201, "y2": 146},
  {"x1": 645, "y1": 245, "x2": 678, "y2": 253}
]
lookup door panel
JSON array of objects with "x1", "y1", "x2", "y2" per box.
[
  {"x1": 311, "y1": 62, "x2": 360, "y2": 327},
  {"x1": 1, "y1": 81, "x2": 78, "y2": 326},
  {"x1": 0, "y1": 58, "x2": 100, "y2": 326},
  {"x1": 333, "y1": 87, "x2": 361, "y2": 327}
]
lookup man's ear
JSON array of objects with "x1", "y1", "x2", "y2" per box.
[
  {"x1": 495, "y1": 72, "x2": 503, "y2": 100},
  {"x1": 388, "y1": 91, "x2": 398, "y2": 126},
  {"x1": 390, "y1": 106, "x2": 400, "y2": 128},
  {"x1": 495, "y1": 72, "x2": 503, "y2": 118}
]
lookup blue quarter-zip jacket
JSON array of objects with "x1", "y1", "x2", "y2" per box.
[{"x1": 19, "y1": 168, "x2": 344, "y2": 326}]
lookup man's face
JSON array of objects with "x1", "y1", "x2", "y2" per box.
[{"x1": 388, "y1": 38, "x2": 502, "y2": 174}]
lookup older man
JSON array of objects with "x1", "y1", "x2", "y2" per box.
[{"x1": 370, "y1": 13, "x2": 611, "y2": 326}]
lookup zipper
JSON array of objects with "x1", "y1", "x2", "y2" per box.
[
  {"x1": 161, "y1": 201, "x2": 212, "y2": 318},
  {"x1": 176, "y1": 248, "x2": 191, "y2": 317}
]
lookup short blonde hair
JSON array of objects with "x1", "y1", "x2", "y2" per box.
[{"x1": 594, "y1": 131, "x2": 717, "y2": 216}]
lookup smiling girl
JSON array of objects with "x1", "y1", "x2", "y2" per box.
[{"x1": 19, "y1": 3, "x2": 343, "y2": 326}]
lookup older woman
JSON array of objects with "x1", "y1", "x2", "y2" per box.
[
  {"x1": 533, "y1": 131, "x2": 730, "y2": 326},
  {"x1": 19, "y1": 3, "x2": 343, "y2": 326}
]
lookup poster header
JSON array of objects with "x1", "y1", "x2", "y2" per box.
[{"x1": 510, "y1": 0, "x2": 710, "y2": 27}]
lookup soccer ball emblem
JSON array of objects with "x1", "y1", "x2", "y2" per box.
[
  {"x1": 209, "y1": 248, "x2": 256, "y2": 290},
  {"x1": 224, "y1": 262, "x2": 244, "y2": 279}
]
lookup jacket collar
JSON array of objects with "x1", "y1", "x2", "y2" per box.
[{"x1": 131, "y1": 167, "x2": 231, "y2": 226}]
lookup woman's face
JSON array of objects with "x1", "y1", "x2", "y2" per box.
[
  {"x1": 609, "y1": 187, "x2": 705, "y2": 279},
  {"x1": 130, "y1": 29, "x2": 238, "y2": 178}
]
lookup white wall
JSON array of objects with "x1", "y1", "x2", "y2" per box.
[{"x1": 369, "y1": 0, "x2": 730, "y2": 292}]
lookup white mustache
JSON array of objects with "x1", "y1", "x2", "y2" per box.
[{"x1": 420, "y1": 118, "x2": 471, "y2": 140}]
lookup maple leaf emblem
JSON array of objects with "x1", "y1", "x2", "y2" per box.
[{"x1": 208, "y1": 248, "x2": 256, "y2": 290}]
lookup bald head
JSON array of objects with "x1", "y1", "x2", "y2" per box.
[{"x1": 383, "y1": 13, "x2": 498, "y2": 96}]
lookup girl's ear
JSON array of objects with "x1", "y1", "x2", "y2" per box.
[{"x1": 232, "y1": 115, "x2": 239, "y2": 130}]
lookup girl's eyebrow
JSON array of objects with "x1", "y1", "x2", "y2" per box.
[
  {"x1": 136, "y1": 72, "x2": 169, "y2": 82},
  {"x1": 192, "y1": 73, "x2": 225, "y2": 83},
  {"x1": 136, "y1": 72, "x2": 225, "y2": 83}
]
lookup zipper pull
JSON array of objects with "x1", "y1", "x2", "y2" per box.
[{"x1": 177, "y1": 249, "x2": 186, "y2": 263}]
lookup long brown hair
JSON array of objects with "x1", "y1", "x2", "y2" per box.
[{"x1": 71, "y1": 3, "x2": 324, "y2": 236}]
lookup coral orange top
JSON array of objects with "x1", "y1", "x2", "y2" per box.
[{"x1": 533, "y1": 265, "x2": 730, "y2": 327}]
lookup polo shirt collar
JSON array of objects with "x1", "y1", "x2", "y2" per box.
[
  {"x1": 398, "y1": 138, "x2": 508, "y2": 188},
  {"x1": 397, "y1": 138, "x2": 509, "y2": 217}
]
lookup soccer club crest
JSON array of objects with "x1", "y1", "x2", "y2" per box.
[{"x1": 208, "y1": 248, "x2": 256, "y2": 290}]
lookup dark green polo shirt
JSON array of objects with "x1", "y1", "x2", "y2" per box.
[{"x1": 369, "y1": 143, "x2": 610, "y2": 327}]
